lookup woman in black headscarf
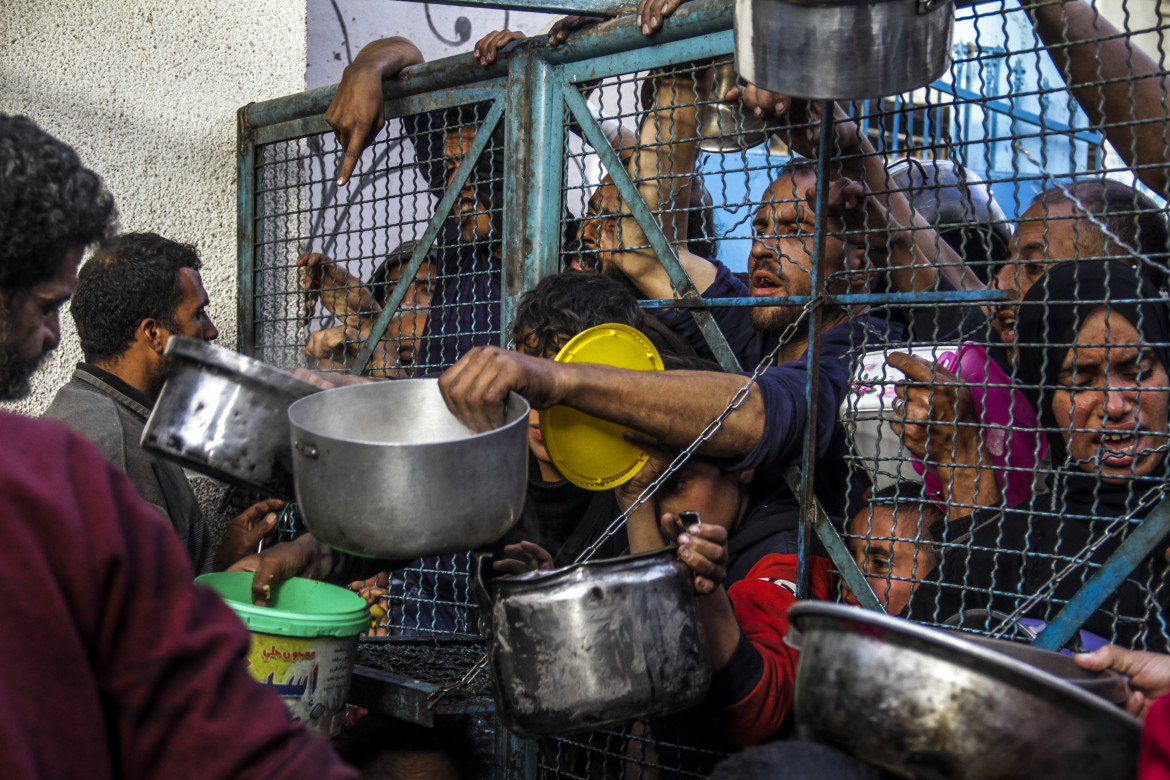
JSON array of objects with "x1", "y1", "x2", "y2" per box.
[{"x1": 907, "y1": 260, "x2": 1170, "y2": 653}]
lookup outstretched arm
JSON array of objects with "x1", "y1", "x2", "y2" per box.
[
  {"x1": 1021, "y1": 0, "x2": 1170, "y2": 199},
  {"x1": 606, "y1": 69, "x2": 719, "y2": 300},
  {"x1": 439, "y1": 346, "x2": 764, "y2": 456},
  {"x1": 820, "y1": 177, "x2": 935, "y2": 294},
  {"x1": 326, "y1": 36, "x2": 424, "y2": 185},
  {"x1": 297, "y1": 252, "x2": 380, "y2": 328}
]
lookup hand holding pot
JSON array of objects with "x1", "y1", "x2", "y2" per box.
[
  {"x1": 1076, "y1": 644, "x2": 1170, "y2": 719},
  {"x1": 439, "y1": 346, "x2": 561, "y2": 434},
  {"x1": 227, "y1": 534, "x2": 335, "y2": 607},
  {"x1": 492, "y1": 541, "x2": 555, "y2": 577},
  {"x1": 213, "y1": 498, "x2": 284, "y2": 572}
]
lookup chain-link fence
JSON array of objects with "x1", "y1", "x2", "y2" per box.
[{"x1": 238, "y1": 0, "x2": 1170, "y2": 774}]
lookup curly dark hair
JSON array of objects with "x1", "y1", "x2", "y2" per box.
[
  {"x1": 509, "y1": 271, "x2": 644, "y2": 357},
  {"x1": 71, "y1": 232, "x2": 202, "y2": 362},
  {"x1": 0, "y1": 115, "x2": 117, "y2": 298}
]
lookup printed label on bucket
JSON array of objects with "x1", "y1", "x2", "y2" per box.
[{"x1": 244, "y1": 632, "x2": 357, "y2": 738}]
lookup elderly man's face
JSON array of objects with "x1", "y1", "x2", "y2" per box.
[
  {"x1": 1052, "y1": 308, "x2": 1170, "y2": 482},
  {"x1": 842, "y1": 505, "x2": 936, "y2": 616},
  {"x1": 443, "y1": 126, "x2": 498, "y2": 246},
  {"x1": 748, "y1": 171, "x2": 845, "y2": 336},
  {"x1": 0, "y1": 244, "x2": 82, "y2": 400},
  {"x1": 993, "y1": 200, "x2": 1082, "y2": 344}
]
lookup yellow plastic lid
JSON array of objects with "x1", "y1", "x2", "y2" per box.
[{"x1": 540, "y1": 323, "x2": 664, "y2": 490}]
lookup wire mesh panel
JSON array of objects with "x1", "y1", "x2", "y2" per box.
[
  {"x1": 238, "y1": 0, "x2": 1170, "y2": 774},
  {"x1": 251, "y1": 101, "x2": 505, "y2": 378}
]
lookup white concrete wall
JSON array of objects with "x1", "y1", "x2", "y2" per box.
[
  {"x1": 307, "y1": 1, "x2": 560, "y2": 89},
  {"x1": 0, "y1": 1, "x2": 307, "y2": 415}
]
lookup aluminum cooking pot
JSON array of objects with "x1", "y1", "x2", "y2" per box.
[
  {"x1": 142, "y1": 337, "x2": 320, "y2": 500},
  {"x1": 734, "y1": 0, "x2": 954, "y2": 100},
  {"x1": 288, "y1": 379, "x2": 528, "y2": 559},
  {"x1": 787, "y1": 603, "x2": 1141, "y2": 780},
  {"x1": 474, "y1": 549, "x2": 712, "y2": 738}
]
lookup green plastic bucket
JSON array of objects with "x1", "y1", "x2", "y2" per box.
[{"x1": 197, "y1": 572, "x2": 369, "y2": 737}]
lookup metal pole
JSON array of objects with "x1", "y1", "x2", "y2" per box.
[
  {"x1": 236, "y1": 106, "x2": 257, "y2": 356},
  {"x1": 241, "y1": 0, "x2": 732, "y2": 130},
  {"x1": 796, "y1": 101, "x2": 835, "y2": 598},
  {"x1": 1032, "y1": 497, "x2": 1170, "y2": 651},
  {"x1": 502, "y1": 52, "x2": 564, "y2": 339}
]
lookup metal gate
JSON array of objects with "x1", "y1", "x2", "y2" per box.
[{"x1": 237, "y1": 0, "x2": 1170, "y2": 774}]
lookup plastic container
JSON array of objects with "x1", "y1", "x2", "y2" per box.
[
  {"x1": 925, "y1": 344, "x2": 1045, "y2": 508},
  {"x1": 197, "y1": 572, "x2": 370, "y2": 737},
  {"x1": 841, "y1": 344, "x2": 1045, "y2": 505},
  {"x1": 541, "y1": 323, "x2": 664, "y2": 490},
  {"x1": 841, "y1": 345, "x2": 956, "y2": 491}
]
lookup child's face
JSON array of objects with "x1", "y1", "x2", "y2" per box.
[
  {"x1": 653, "y1": 459, "x2": 748, "y2": 545},
  {"x1": 842, "y1": 506, "x2": 935, "y2": 616}
]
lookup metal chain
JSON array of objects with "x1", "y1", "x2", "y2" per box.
[
  {"x1": 426, "y1": 297, "x2": 820, "y2": 707},
  {"x1": 572, "y1": 297, "x2": 820, "y2": 564},
  {"x1": 427, "y1": 654, "x2": 490, "y2": 707}
]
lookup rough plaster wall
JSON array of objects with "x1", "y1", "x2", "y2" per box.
[{"x1": 0, "y1": 0, "x2": 307, "y2": 416}]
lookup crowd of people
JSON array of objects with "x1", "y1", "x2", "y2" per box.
[{"x1": 5, "y1": 0, "x2": 1170, "y2": 776}]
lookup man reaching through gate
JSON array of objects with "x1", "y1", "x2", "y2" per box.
[
  {"x1": 439, "y1": 158, "x2": 893, "y2": 563},
  {"x1": 316, "y1": 35, "x2": 512, "y2": 373}
]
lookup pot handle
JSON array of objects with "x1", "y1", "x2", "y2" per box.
[
  {"x1": 294, "y1": 439, "x2": 319, "y2": 459},
  {"x1": 472, "y1": 552, "x2": 496, "y2": 637},
  {"x1": 784, "y1": 624, "x2": 804, "y2": 652}
]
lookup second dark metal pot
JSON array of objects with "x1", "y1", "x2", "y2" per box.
[
  {"x1": 734, "y1": 0, "x2": 954, "y2": 100},
  {"x1": 475, "y1": 549, "x2": 712, "y2": 738}
]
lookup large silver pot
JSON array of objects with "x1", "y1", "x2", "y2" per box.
[
  {"x1": 734, "y1": 0, "x2": 954, "y2": 100},
  {"x1": 288, "y1": 380, "x2": 528, "y2": 559},
  {"x1": 142, "y1": 337, "x2": 320, "y2": 500},
  {"x1": 474, "y1": 549, "x2": 712, "y2": 738},
  {"x1": 787, "y1": 603, "x2": 1141, "y2": 780}
]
